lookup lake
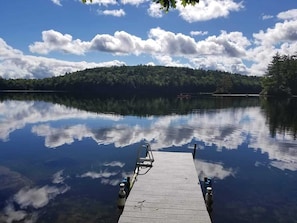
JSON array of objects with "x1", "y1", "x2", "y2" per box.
[{"x1": 0, "y1": 94, "x2": 296, "y2": 223}]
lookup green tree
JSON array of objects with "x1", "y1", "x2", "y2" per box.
[
  {"x1": 215, "y1": 75, "x2": 233, "y2": 93},
  {"x1": 262, "y1": 53, "x2": 297, "y2": 97}
]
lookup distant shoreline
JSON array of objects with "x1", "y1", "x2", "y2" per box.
[
  {"x1": 2, "y1": 91, "x2": 295, "y2": 98},
  {"x1": 1, "y1": 90, "x2": 260, "y2": 97},
  {"x1": 212, "y1": 93, "x2": 260, "y2": 97},
  {"x1": 0, "y1": 90, "x2": 65, "y2": 93}
]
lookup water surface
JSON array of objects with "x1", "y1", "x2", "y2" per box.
[{"x1": 0, "y1": 95, "x2": 296, "y2": 223}]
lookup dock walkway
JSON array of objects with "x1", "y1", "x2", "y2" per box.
[{"x1": 118, "y1": 151, "x2": 212, "y2": 223}]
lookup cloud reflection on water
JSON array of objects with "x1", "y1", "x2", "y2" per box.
[
  {"x1": 0, "y1": 170, "x2": 69, "y2": 223},
  {"x1": 78, "y1": 160, "x2": 133, "y2": 186},
  {"x1": 0, "y1": 100, "x2": 297, "y2": 172},
  {"x1": 14, "y1": 185, "x2": 69, "y2": 209},
  {"x1": 0, "y1": 100, "x2": 122, "y2": 142},
  {"x1": 194, "y1": 159, "x2": 236, "y2": 180}
]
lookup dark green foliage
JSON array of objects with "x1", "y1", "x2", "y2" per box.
[
  {"x1": 0, "y1": 92, "x2": 261, "y2": 116},
  {"x1": 261, "y1": 98, "x2": 297, "y2": 139},
  {"x1": 0, "y1": 66, "x2": 262, "y2": 95},
  {"x1": 261, "y1": 53, "x2": 297, "y2": 97}
]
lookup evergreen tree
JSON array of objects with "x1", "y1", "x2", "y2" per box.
[{"x1": 262, "y1": 53, "x2": 297, "y2": 97}]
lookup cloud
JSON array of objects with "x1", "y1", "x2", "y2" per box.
[
  {"x1": 29, "y1": 27, "x2": 248, "y2": 58},
  {"x1": 203, "y1": 30, "x2": 250, "y2": 57},
  {"x1": 78, "y1": 169, "x2": 133, "y2": 186},
  {"x1": 0, "y1": 204, "x2": 28, "y2": 223},
  {"x1": 249, "y1": 128, "x2": 297, "y2": 171},
  {"x1": 29, "y1": 107, "x2": 248, "y2": 150},
  {"x1": 32, "y1": 124, "x2": 93, "y2": 148},
  {"x1": 31, "y1": 117, "x2": 121, "y2": 148},
  {"x1": 98, "y1": 9, "x2": 126, "y2": 17},
  {"x1": 29, "y1": 30, "x2": 89, "y2": 55},
  {"x1": 24, "y1": 27, "x2": 254, "y2": 75},
  {"x1": 0, "y1": 38, "x2": 125, "y2": 79},
  {"x1": 147, "y1": 2, "x2": 164, "y2": 18},
  {"x1": 1, "y1": 182, "x2": 69, "y2": 222},
  {"x1": 190, "y1": 31, "x2": 209, "y2": 36},
  {"x1": 148, "y1": 28, "x2": 199, "y2": 55},
  {"x1": 247, "y1": 15, "x2": 297, "y2": 75},
  {"x1": 103, "y1": 161, "x2": 125, "y2": 168},
  {"x1": 82, "y1": 0, "x2": 118, "y2": 6},
  {"x1": 0, "y1": 100, "x2": 122, "y2": 142},
  {"x1": 194, "y1": 160, "x2": 235, "y2": 180},
  {"x1": 0, "y1": 166, "x2": 70, "y2": 223},
  {"x1": 270, "y1": 160, "x2": 297, "y2": 171},
  {"x1": 14, "y1": 185, "x2": 69, "y2": 209},
  {"x1": 253, "y1": 20, "x2": 297, "y2": 46},
  {"x1": 1, "y1": 5, "x2": 297, "y2": 79},
  {"x1": 90, "y1": 27, "x2": 199, "y2": 56},
  {"x1": 262, "y1": 14, "x2": 273, "y2": 20},
  {"x1": 153, "y1": 55, "x2": 192, "y2": 67},
  {"x1": 90, "y1": 31, "x2": 153, "y2": 55},
  {"x1": 52, "y1": 170, "x2": 66, "y2": 184},
  {"x1": 277, "y1": 9, "x2": 297, "y2": 21},
  {"x1": 4, "y1": 12, "x2": 296, "y2": 79},
  {"x1": 121, "y1": 0, "x2": 149, "y2": 6},
  {"x1": 86, "y1": 0, "x2": 242, "y2": 22},
  {"x1": 51, "y1": 0, "x2": 62, "y2": 6},
  {"x1": 79, "y1": 170, "x2": 119, "y2": 179},
  {"x1": 78, "y1": 163, "x2": 131, "y2": 186},
  {"x1": 2, "y1": 100, "x2": 297, "y2": 172},
  {"x1": 177, "y1": 0, "x2": 244, "y2": 23}
]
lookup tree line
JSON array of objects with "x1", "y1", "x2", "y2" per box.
[
  {"x1": 261, "y1": 53, "x2": 297, "y2": 97},
  {"x1": 0, "y1": 66, "x2": 262, "y2": 96},
  {"x1": 0, "y1": 92, "x2": 261, "y2": 116}
]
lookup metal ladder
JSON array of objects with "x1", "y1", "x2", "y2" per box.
[
  {"x1": 136, "y1": 143, "x2": 154, "y2": 169},
  {"x1": 129, "y1": 143, "x2": 154, "y2": 189}
]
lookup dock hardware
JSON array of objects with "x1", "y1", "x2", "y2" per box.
[
  {"x1": 117, "y1": 143, "x2": 154, "y2": 210},
  {"x1": 135, "y1": 143, "x2": 154, "y2": 171}
]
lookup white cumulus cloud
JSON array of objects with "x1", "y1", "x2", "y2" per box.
[
  {"x1": 51, "y1": 0, "x2": 62, "y2": 6},
  {"x1": 82, "y1": 0, "x2": 118, "y2": 6},
  {"x1": 147, "y1": 2, "x2": 164, "y2": 18},
  {"x1": 29, "y1": 30, "x2": 89, "y2": 55},
  {"x1": 2, "y1": 6, "x2": 297, "y2": 79},
  {"x1": 277, "y1": 9, "x2": 297, "y2": 21},
  {"x1": 121, "y1": 0, "x2": 149, "y2": 5},
  {"x1": 190, "y1": 31, "x2": 209, "y2": 36},
  {"x1": 177, "y1": 0, "x2": 244, "y2": 23},
  {"x1": 98, "y1": 9, "x2": 126, "y2": 17},
  {"x1": 0, "y1": 38, "x2": 125, "y2": 79}
]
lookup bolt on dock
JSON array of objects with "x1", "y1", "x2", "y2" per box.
[{"x1": 118, "y1": 151, "x2": 212, "y2": 223}]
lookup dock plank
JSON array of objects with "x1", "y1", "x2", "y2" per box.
[{"x1": 118, "y1": 152, "x2": 212, "y2": 223}]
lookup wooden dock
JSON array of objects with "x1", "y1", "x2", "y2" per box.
[{"x1": 118, "y1": 151, "x2": 212, "y2": 223}]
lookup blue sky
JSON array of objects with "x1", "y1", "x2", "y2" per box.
[{"x1": 0, "y1": 0, "x2": 296, "y2": 79}]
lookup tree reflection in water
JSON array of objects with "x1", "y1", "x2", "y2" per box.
[{"x1": 261, "y1": 98, "x2": 297, "y2": 139}]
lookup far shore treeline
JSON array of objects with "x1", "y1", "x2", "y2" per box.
[
  {"x1": 0, "y1": 66, "x2": 261, "y2": 96},
  {"x1": 0, "y1": 53, "x2": 296, "y2": 97}
]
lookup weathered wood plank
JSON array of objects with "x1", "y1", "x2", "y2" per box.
[{"x1": 118, "y1": 152, "x2": 212, "y2": 223}]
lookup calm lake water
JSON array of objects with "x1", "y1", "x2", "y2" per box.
[{"x1": 0, "y1": 94, "x2": 296, "y2": 223}]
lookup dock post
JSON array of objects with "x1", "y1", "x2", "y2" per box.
[
  {"x1": 117, "y1": 183, "x2": 126, "y2": 210},
  {"x1": 193, "y1": 143, "x2": 197, "y2": 158}
]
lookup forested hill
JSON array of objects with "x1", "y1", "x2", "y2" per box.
[{"x1": 0, "y1": 66, "x2": 262, "y2": 95}]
